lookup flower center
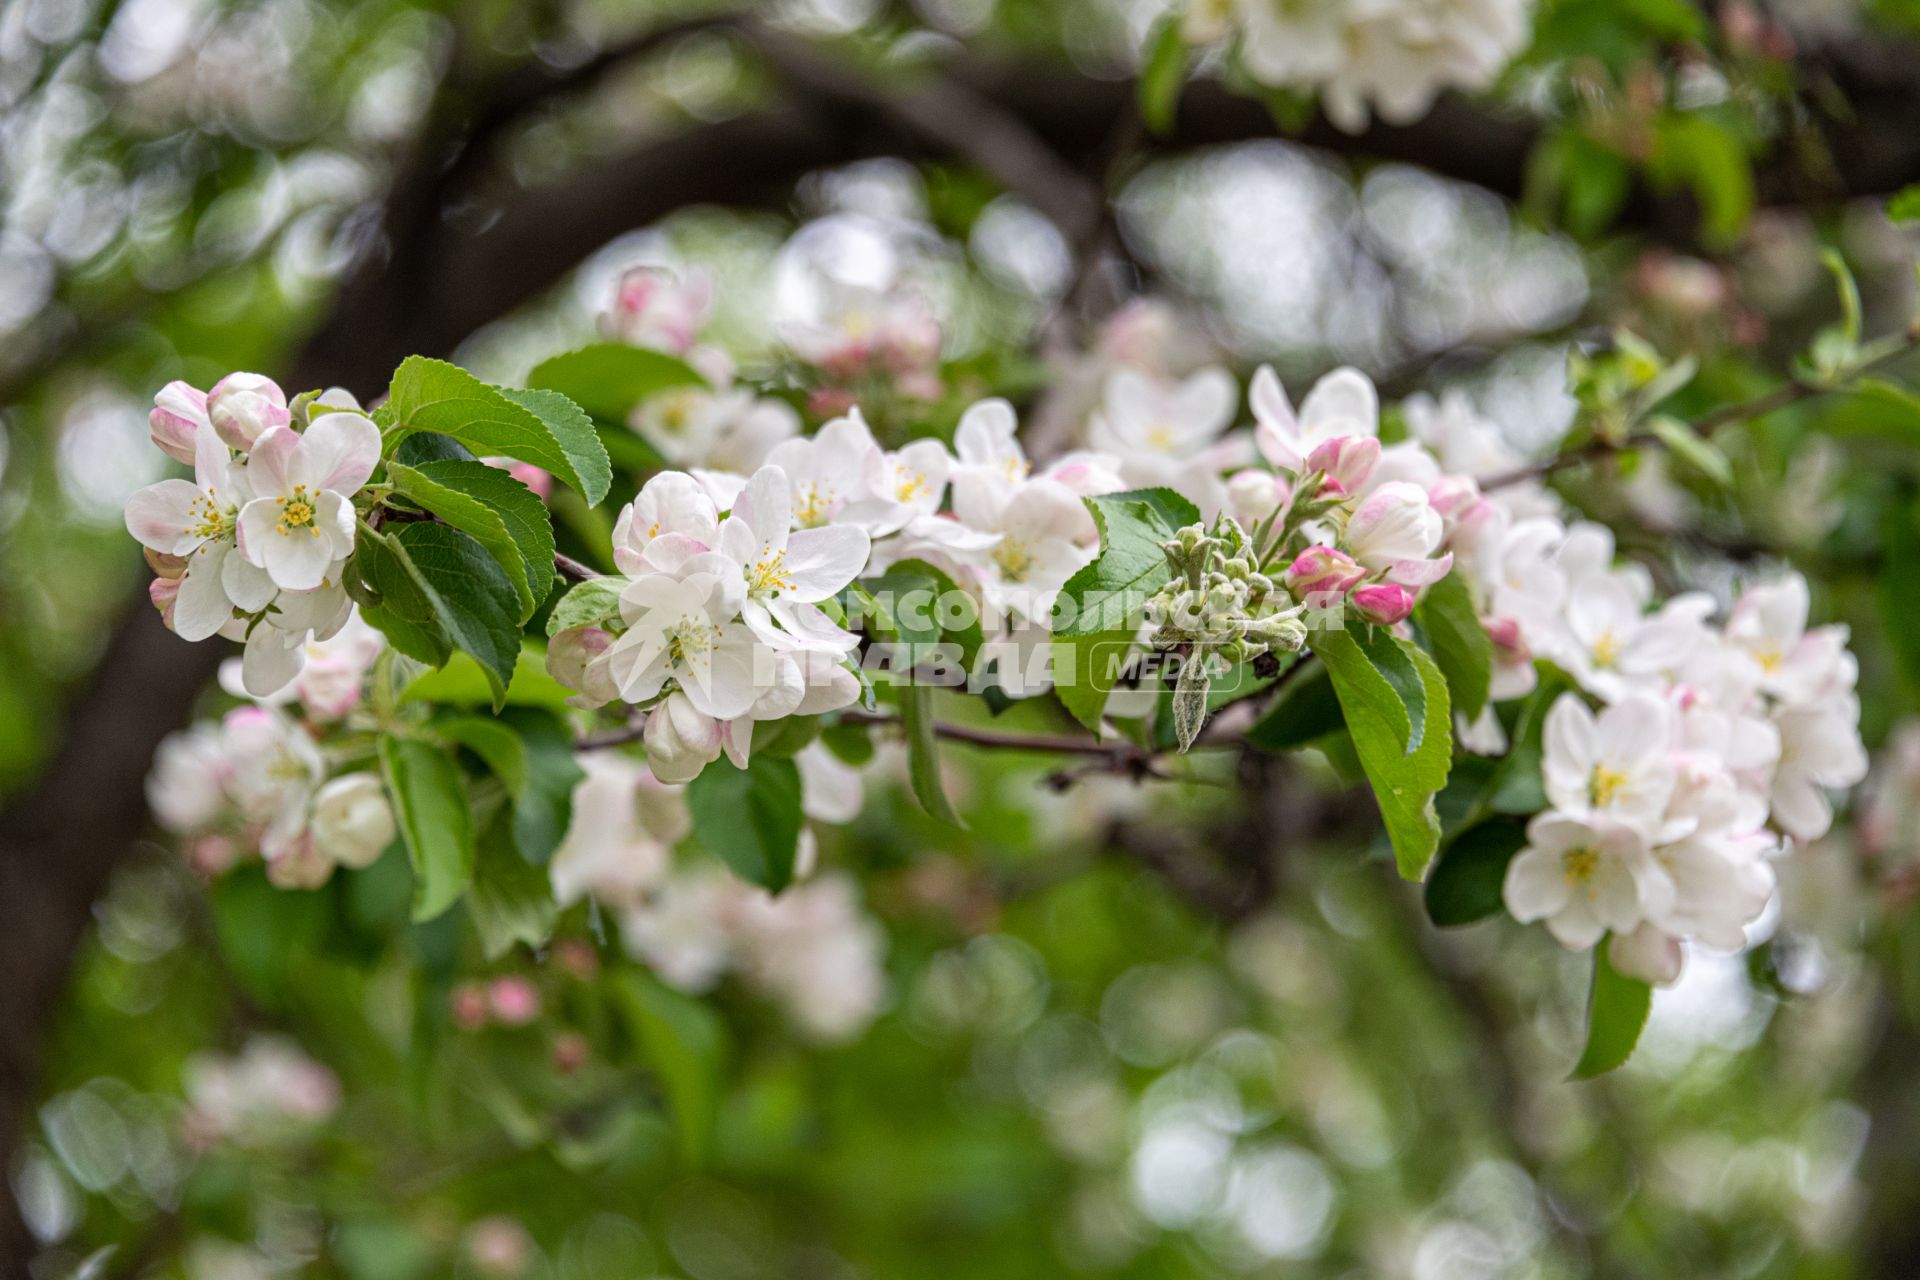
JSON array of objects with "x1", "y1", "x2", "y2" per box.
[
  {"x1": 795, "y1": 483, "x2": 835, "y2": 528},
  {"x1": 1146, "y1": 422, "x2": 1177, "y2": 451},
  {"x1": 1754, "y1": 644, "x2": 1783, "y2": 674},
  {"x1": 993, "y1": 538, "x2": 1032, "y2": 583},
  {"x1": 1591, "y1": 629, "x2": 1620, "y2": 668},
  {"x1": 1590, "y1": 766, "x2": 1629, "y2": 807},
  {"x1": 894, "y1": 470, "x2": 928, "y2": 504},
  {"x1": 666, "y1": 613, "x2": 717, "y2": 667},
  {"x1": 1561, "y1": 846, "x2": 1599, "y2": 886},
  {"x1": 277, "y1": 487, "x2": 320, "y2": 537},
  {"x1": 189, "y1": 488, "x2": 234, "y2": 543},
  {"x1": 748, "y1": 546, "x2": 795, "y2": 598},
  {"x1": 1001, "y1": 457, "x2": 1030, "y2": 484}
]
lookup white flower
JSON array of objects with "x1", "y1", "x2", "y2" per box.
[
  {"x1": 124, "y1": 423, "x2": 272, "y2": 641},
  {"x1": 1233, "y1": 0, "x2": 1530, "y2": 133},
  {"x1": 207, "y1": 372, "x2": 291, "y2": 452},
  {"x1": 735, "y1": 874, "x2": 887, "y2": 1042},
  {"x1": 235, "y1": 412, "x2": 379, "y2": 590},
  {"x1": 604, "y1": 552, "x2": 765, "y2": 720},
  {"x1": 613, "y1": 471, "x2": 722, "y2": 574},
  {"x1": 621, "y1": 867, "x2": 743, "y2": 992},
  {"x1": 717, "y1": 465, "x2": 869, "y2": 653},
  {"x1": 148, "y1": 723, "x2": 231, "y2": 834},
  {"x1": 1503, "y1": 812, "x2": 1658, "y2": 950},
  {"x1": 1541, "y1": 692, "x2": 1677, "y2": 840},
  {"x1": 763, "y1": 410, "x2": 882, "y2": 530},
  {"x1": 309, "y1": 774, "x2": 396, "y2": 870},
  {"x1": 798, "y1": 741, "x2": 865, "y2": 823},
  {"x1": 630, "y1": 385, "x2": 799, "y2": 473},
  {"x1": 220, "y1": 607, "x2": 381, "y2": 715},
  {"x1": 1090, "y1": 367, "x2": 1239, "y2": 465},
  {"x1": 643, "y1": 692, "x2": 726, "y2": 785},
  {"x1": 1647, "y1": 828, "x2": 1775, "y2": 950},
  {"x1": 1725, "y1": 576, "x2": 1855, "y2": 706},
  {"x1": 550, "y1": 755, "x2": 675, "y2": 906},
  {"x1": 1343, "y1": 481, "x2": 1450, "y2": 584},
  {"x1": 947, "y1": 472, "x2": 1096, "y2": 622},
  {"x1": 1771, "y1": 699, "x2": 1869, "y2": 840},
  {"x1": 1252, "y1": 364, "x2": 1378, "y2": 472},
  {"x1": 604, "y1": 265, "x2": 712, "y2": 354}
]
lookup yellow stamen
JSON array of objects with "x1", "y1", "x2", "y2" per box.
[
  {"x1": 1562, "y1": 846, "x2": 1599, "y2": 885},
  {"x1": 1590, "y1": 766, "x2": 1629, "y2": 808}
]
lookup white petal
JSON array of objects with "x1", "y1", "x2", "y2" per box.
[
  {"x1": 291, "y1": 410, "x2": 381, "y2": 494},
  {"x1": 125, "y1": 480, "x2": 210, "y2": 555},
  {"x1": 174, "y1": 544, "x2": 238, "y2": 641},
  {"x1": 1503, "y1": 848, "x2": 1573, "y2": 923},
  {"x1": 1298, "y1": 367, "x2": 1379, "y2": 439},
  {"x1": 245, "y1": 425, "x2": 299, "y2": 497},
  {"x1": 783, "y1": 526, "x2": 871, "y2": 601}
]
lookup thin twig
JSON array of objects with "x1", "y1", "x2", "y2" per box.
[
  {"x1": 1484, "y1": 328, "x2": 1920, "y2": 491},
  {"x1": 554, "y1": 552, "x2": 603, "y2": 582}
]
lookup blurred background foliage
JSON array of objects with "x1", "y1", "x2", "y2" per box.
[{"x1": 10, "y1": 0, "x2": 1920, "y2": 1276}]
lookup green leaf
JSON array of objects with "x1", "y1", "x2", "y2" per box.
[
  {"x1": 1891, "y1": 185, "x2": 1920, "y2": 224},
  {"x1": 884, "y1": 558, "x2": 984, "y2": 668},
  {"x1": 378, "y1": 737, "x2": 474, "y2": 922},
  {"x1": 1415, "y1": 575, "x2": 1494, "y2": 721},
  {"x1": 402, "y1": 646, "x2": 576, "y2": 710},
  {"x1": 686, "y1": 755, "x2": 804, "y2": 892},
  {"x1": 385, "y1": 357, "x2": 612, "y2": 505},
  {"x1": 1138, "y1": 15, "x2": 1189, "y2": 136},
  {"x1": 1424, "y1": 817, "x2": 1528, "y2": 927},
  {"x1": 1051, "y1": 488, "x2": 1199, "y2": 731},
  {"x1": 1648, "y1": 114, "x2": 1753, "y2": 248},
  {"x1": 546, "y1": 577, "x2": 625, "y2": 638},
  {"x1": 388, "y1": 523, "x2": 525, "y2": 710},
  {"x1": 1312, "y1": 623, "x2": 1453, "y2": 880},
  {"x1": 1881, "y1": 499, "x2": 1920, "y2": 697},
  {"x1": 615, "y1": 972, "x2": 726, "y2": 1166},
  {"x1": 1647, "y1": 414, "x2": 1732, "y2": 487},
  {"x1": 525, "y1": 343, "x2": 708, "y2": 421},
  {"x1": 902, "y1": 684, "x2": 964, "y2": 827},
  {"x1": 351, "y1": 526, "x2": 453, "y2": 666},
  {"x1": 1573, "y1": 941, "x2": 1653, "y2": 1079},
  {"x1": 438, "y1": 709, "x2": 585, "y2": 865},
  {"x1": 386, "y1": 459, "x2": 556, "y2": 620},
  {"x1": 1246, "y1": 663, "x2": 1341, "y2": 750},
  {"x1": 467, "y1": 816, "x2": 557, "y2": 960}
]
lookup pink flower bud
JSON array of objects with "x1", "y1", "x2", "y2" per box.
[
  {"x1": 145, "y1": 546, "x2": 188, "y2": 580},
  {"x1": 604, "y1": 265, "x2": 710, "y2": 354},
  {"x1": 1483, "y1": 615, "x2": 1528, "y2": 664},
  {"x1": 554, "y1": 938, "x2": 600, "y2": 979},
  {"x1": 551, "y1": 1032, "x2": 589, "y2": 1075},
  {"x1": 1351, "y1": 583, "x2": 1416, "y2": 626},
  {"x1": 487, "y1": 976, "x2": 541, "y2": 1026},
  {"x1": 149, "y1": 381, "x2": 209, "y2": 464},
  {"x1": 482, "y1": 456, "x2": 552, "y2": 499},
  {"x1": 1283, "y1": 545, "x2": 1365, "y2": 600},
  {"x1": 1305, "y1": 435, "x2": 1379, "y2": 495},
  {"x1": 207, "y1": 372, "x2": 290, "y2": 451},
  {"x1": 1427, "y1": 475, "x2": 1481, "y2": 520},
  {"x1": 451, "y1": 983, "x2": 489, "y2": 1029},
  {"x1": 149, "y1": 575, "x2": 181, "y2": 628}
]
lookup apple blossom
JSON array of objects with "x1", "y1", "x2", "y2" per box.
[
  {"x1": 1351, "y1": 583, "x2": 1415, "y2": 626},
  {"x1": 1503, "y1": 812, "x2": 1661, "y2": 950},
  {"x1": 207, "y1": 371, "x2": 291, "y2": 452},
  {"x1": 309, "y1": 774, "x2": 396, "y2": 870},
  {"x1": 235, "y1": 411, "x2": 379, "y2": 591},
  {"x1": 149, "y1": 379, "x2": 211, "y2": 463}
]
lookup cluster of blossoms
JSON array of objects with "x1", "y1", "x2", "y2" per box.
[
  {"x1": 1501, "y1": 576, "x2": 1868, "y2": 984},
  {"x1": 1180, "y1": 0, "x2": 1533, "y2": 133},
  {"x1": 179, "y1": 1037, "x2": 340, "y2": 1151},
  {"x1": 128, "y1": 373, "x2": 381, "y2": 697},
  {"x1": 549, "y1": 755, "x2": 886, "y2": 1041},
  {"x1": 148, "y1": 695, "x2": 394, "y2": 890}
]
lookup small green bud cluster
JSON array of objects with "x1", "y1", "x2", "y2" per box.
[{"x1": 1147, "y1": 517, "x2": 1306, "y2": 666}]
